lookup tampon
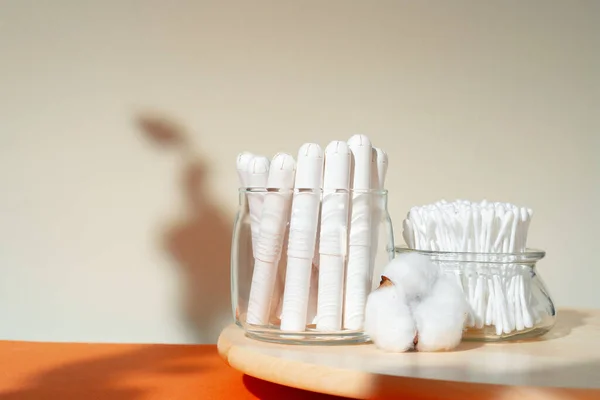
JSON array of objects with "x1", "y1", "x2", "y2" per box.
[
  {"x1": 316, "y1": 141, "x2": 351, "y2": 331},
  {"x1": 246, "y1": 153, "x2": 296, "y2": 326},
  {"x1": 281, "y1": 144, "x2": 324, "y2": 331},
  {"x1": 306, "y1": 264, "x2": 319, "y2": 325},
  {"x1": 236, "y1": 152, "x2": 254, "y2": 187},
  {"x1": 306, "y1": 214, "x2": 321, "y2": 325},
  {"x1": 344, "y1": 134, "x2": 373, "y2": 330},
  {"x1": 247, "y1": 156, "x2": 282, "y2": 320},
  {"x1": 246, "y1": 156, "x2": 270, "y2": 255},
  {"x1": 369, "y1": 147, "x2": 388, "y2": 291}
]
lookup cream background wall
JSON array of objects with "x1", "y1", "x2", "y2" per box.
[{"x1": 0, "y1": 0, "x2": 598, "y2": 344}]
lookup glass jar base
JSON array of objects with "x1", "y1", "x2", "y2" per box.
[
  {"x1": 237, "y1": 320, "x2": 370, "y2": 345},
  {"x1": 463, "y1": 325, "x2": 554, "y2": 341}
]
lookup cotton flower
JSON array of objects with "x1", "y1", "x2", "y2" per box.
[
  {"x1": 412, "y1": 275, "x2": 470, "y2": 351},
  {"x1": 381, "y1": 252, "x2": 439, "y2": 302},
  {"x1": 364, "y1": 279, "x2": 416, "y2": 352},
  {"x1": 365, "y1": 253, "x2": 469, "y2": 352}
]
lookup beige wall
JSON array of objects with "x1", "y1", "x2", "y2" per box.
[{"x1": 0, "y1": 0, "x2": 598, "y2": 344}]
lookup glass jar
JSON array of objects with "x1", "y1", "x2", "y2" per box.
[
  {"x1": 395, "y1": 246, "x2": 556, "y2": 341},
  {"x1": 231, "y1": 188, "x2": 394, "y2": 344}
]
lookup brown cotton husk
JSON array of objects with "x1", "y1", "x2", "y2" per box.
[{"x1": 378, "y1": 275, "x2": 393, "y2": 288}]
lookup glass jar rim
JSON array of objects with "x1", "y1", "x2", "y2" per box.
[
  {"x1": 395, "y1": 245, "x2": 545, "y2": 263},
  {"x1": 238, "y1": 187, "x2": 388, "y2": 195}
]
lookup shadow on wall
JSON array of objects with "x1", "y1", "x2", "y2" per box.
[{"x1": 137, "y1": 115, "x2": 232, "y2": 344}]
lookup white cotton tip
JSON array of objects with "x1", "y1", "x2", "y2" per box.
[
  {"x1": 364, "y1": 285, "x2": 416, "y2": 352},
  {"x1": 412, "y1": 275, "x2": 469, "y2": 352},
  {"x1": 380, "y1": 253, "x2": 439, "y2": 301}
]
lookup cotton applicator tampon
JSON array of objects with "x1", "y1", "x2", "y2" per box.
[
  {"x1": 246, "y1": 153, "x2": 296, "y2": 326},
  {"x1": 343, "y1": 134, "x2": 373, "y2": 330},
  {"x1": 280, "y1": 144, "x2": 324, "y2": 331},
  {"x1": 246, "y1": 156, "x2": 270, "y2": 256},
  {"x1": 246, "y1": 156, "x2": 281, "y2": 320},
  {"x1": 236, "y1": 152, "x2": 254, "y2": 187},
  {"x1": 369, "y1": 147, "x2": 388, "y2": 292},
  {"x1": 316, "y1": 141, "x2": 351, "y2": 331}
]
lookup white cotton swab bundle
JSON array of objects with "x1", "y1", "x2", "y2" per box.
[{"x1": 402, "y1": 199, "x2": 538, "y2": 336}]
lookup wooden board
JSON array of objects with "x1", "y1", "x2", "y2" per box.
[{"x1": 218, "y1": 308, "x2": 600, "y2": 399}]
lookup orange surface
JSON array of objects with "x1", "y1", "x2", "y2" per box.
[{"x1": 0, "y1": 340, "x2": 348, "y2": 399}]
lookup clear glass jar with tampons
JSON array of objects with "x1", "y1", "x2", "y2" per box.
[
  {"x1": 395, "y1": 246, "x2": 556, "y2": 341},
  {"x1": 231, "y1": 188, "x2": 394, "y2": 344}
]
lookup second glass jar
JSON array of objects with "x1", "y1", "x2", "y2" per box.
[{"x1": 395, "y1": 246, "x2": 556, "y2": 341}]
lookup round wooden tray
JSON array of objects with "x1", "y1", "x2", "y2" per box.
[{"x1": 218, "y1": 308, "x2": 600, "y2": 399}]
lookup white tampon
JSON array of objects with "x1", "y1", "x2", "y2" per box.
[
  {"x1": 246, "y1": 156, "x2": 270, "y2": 255},
  {"x1": 236, "y1": 152, "x2": 254, "y2": 187},
  {"x1": 280, "y1": 144, "x2": 324, "y2": 331},
  {"x1": 246, "y1": 153, "x2": 296, "y2": 326},
  {"x1": 370, "y1": 147, "x2": 388, "y2": 291},
  {"x1": 306, "y1": 264, "x2": 319, "y2": 325},
  {"x1": 375, "y1": 148, "x2": 388, "y2": 192},
  {"x1": 344, "y1": 134, "x2": 373, "y2": 330},
  {"x1": 316, "y1": 141, "x2": 351, "y2": 331},
  {"x1": 306, "y1": 214, "x2": 321, "y2": 326}
]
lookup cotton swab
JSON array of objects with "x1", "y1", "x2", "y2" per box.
[
  {"x1": 402, "y1": 200, "x2": 537, "y2": 336},
  {"x1": 316, "y1": 141, "x2": 351, "y2": 331},
  {"x1": 280, "y1": 144, "x2": 324, "y2": 331},
  {"x1": 344, "y1": 134, "x2": 373, "y2": 330},
  {"x1": 246, "y1": 153, "x2": 296, "y2": 326}
]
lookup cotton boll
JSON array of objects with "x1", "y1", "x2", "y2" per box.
[
  {"x1": 365, "y1": 284, "x2": 416, "y2": 352},
  {"x1": 381, "y1": 253, "x2": 439, "y2": 302},
  {"x1": 412, "y1": 275, "x2": 469, "y2": 352}
]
